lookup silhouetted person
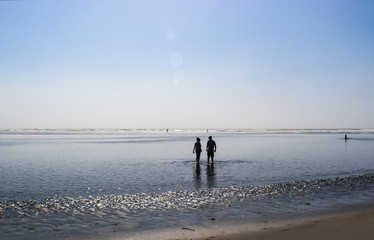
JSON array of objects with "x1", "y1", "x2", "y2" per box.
[
  {"x1": 206, "y1": 136, "x2": 216, "y2": 164},
  {"x1": 345, "y1": 134, "x2": 348, "y2": 141},
  {"x1": 193, "y1": 137, "x2": 202, "y2": 162}
]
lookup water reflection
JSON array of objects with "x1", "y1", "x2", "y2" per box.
[
  {"x1": 206, "y1": 163, "x2": 216, "y2": 188},
  {"x1": 193, "y1": 162, "x2": 202, "y2": 189},
  {"x1": 193, "y1": 162, "x2": 216, "y2": 189}
]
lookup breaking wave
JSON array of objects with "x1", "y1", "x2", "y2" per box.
[{"x1": 1, "y1": 128, "x2": 374, "y2": 135}]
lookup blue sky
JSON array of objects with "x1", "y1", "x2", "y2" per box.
[{"x1": 1, "y1": 0, "x2": 373, "y2": 129}]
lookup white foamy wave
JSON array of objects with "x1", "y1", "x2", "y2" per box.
[{"x1": 0, "y1": 128, "x2": 373, "y2": 135}]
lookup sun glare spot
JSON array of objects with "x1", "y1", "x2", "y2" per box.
[
  {"x1": 169, "y1": 52, "x2": 183, "y2": 67},
  {"x1": 166, "y1": 31, "x2": 176, "y2": 42},
  {"x1": 172, "y1": 70, "x2": 185, "y2": 87},
  {"x1": 174, "y1": 70, "x2": 185, "y2": 82}
]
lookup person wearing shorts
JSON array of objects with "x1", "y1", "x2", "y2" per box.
[{"x1": 206, "y1": 136, "x2": 216, "y2": 164}]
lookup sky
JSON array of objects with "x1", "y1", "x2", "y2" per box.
[{"x1": 1, "y1": 0, "x2": 373, "y2": 129}]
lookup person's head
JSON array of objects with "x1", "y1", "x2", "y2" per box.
[
  {"x1": 196, "y1": 137, "x2": 200, "y2": 142},
  {"x1": 209, "y1": 136, "x2": 212, "y2": 140}
]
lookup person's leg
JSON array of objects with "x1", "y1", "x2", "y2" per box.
[{"x1": 208, "y1": 151, "x2": 214, "y2": 163}]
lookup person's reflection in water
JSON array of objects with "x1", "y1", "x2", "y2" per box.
[
  {"x1": 206, "y1": 163, "x2": 216, "y2": 189},
  {"x1": 193, "y1": 162, "x2": 202, "y2": 190}
]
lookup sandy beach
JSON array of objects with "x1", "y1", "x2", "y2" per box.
[
  {"x1": 190, "y1": 208, "x2": 374, "y2": 240},
  {"x1": 110, "y1": 207, "x2": 374, "y2": 240}
]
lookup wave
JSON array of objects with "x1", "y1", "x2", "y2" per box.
[{"x1": 1, "y1": 128, "x2": 374, "y2": 135}]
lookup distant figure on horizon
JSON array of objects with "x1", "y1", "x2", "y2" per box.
[
  {"x1": 193, "y1": 137, "x2": 202, "y2": 162},
  {"x1": 206, "y1": 136, "x2": 217, "y2": 164},
  {"x1": 345, "y1": 134, "x2": 348, "y2": 141}
]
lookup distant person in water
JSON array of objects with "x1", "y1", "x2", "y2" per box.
[
  {"x1": 345, "y1": 134, "x2": 348, "y2": 141},
  {"x1": 193, "y1": 137, "x2": 202, "y2": 162},
  {"x1": 206, "y1": 136, "x2": 217, "y2": 164}
]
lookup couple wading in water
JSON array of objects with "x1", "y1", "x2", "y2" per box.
[{"x1": 193, "y1": 136, "x2": 217, "y2": 164}]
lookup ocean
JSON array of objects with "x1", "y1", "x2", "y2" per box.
[{"x1": 1, "y1": 129, "x2": 374, "y2": 239}]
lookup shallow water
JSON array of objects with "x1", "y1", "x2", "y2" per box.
[{"x1": 1, "y1": 129, "x2": 374, "y2": 239}]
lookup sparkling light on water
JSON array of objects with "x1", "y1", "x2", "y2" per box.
[{"x1": 1, "y1": 130, "x2": 374, "y2": 239}]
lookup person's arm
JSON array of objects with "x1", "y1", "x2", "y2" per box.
[{"x1": 214, "y1": 142, "x2": 217, "y2": 152}]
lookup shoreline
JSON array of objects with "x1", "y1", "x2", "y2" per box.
[
  {"x1": 210, "y1": 208, "x2": 374, "y2": 240},
  {"x1": 197, "y1": 209, "x2": 374, "y2": 240},
  {"x1": 104, "y1": 206, "x2": 374, "y2": 240}
]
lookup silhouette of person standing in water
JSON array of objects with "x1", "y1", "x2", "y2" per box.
[
  {"x1": 206, "y1": 136, "x2": 216, "y2": 164},
  {"x1": 193, "y1": 137, "x2": 202, "y2": 162}
]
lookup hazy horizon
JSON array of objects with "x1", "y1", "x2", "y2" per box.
[{"x1": 1, "y1": 0, "x2": 373, "y2": 129}]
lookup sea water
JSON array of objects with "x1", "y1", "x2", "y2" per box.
[{"x1": 1, "y1": 129, "x2": 374, "y2": 239}]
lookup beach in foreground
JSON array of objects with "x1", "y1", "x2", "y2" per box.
[
  {"x1": 114, "y1": 207, "x2": 374, "y2": 240},
  {"x1": 201, "y1": 208, "x2": 374, "y2": 240}
]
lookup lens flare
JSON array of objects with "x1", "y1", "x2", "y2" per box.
[
  {"x1": 166, "y1": 32, "x2": 176, "y2": 42},
  {"x1": 172, "y1": 70, "x2": 185, "y2": 87},
  {"x1": 174, "y1": 70, "x2": 185, "y2": 82},
  {"x1": 169, "y1": 52, "x2": 183, "y2": 67}
]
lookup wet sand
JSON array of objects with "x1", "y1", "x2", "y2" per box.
[
  {"x1": 85, "y1": 207, "x2": 374, "y2": 240},
  {"x1": 188, "y1": 208, "x2": 374, "y2": 240}
]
